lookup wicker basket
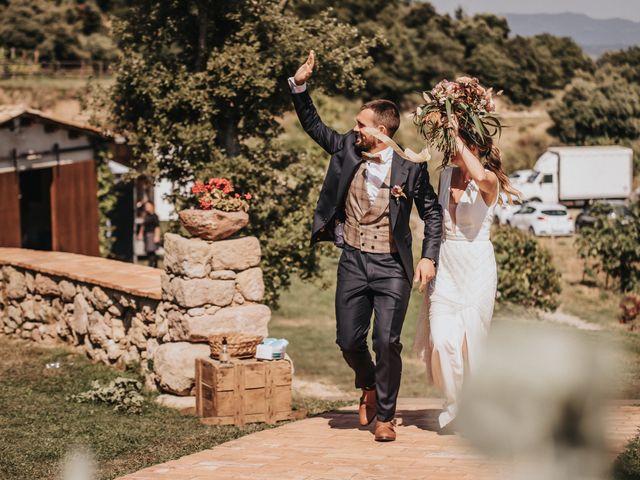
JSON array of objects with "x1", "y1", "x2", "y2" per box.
[{"x1": 209, "y1": 333, "x2": 263, "y2": 359}]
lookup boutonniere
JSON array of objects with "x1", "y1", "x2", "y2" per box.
[{"x1": 390, "y1": 184, "x2": 407, "y2": 204}]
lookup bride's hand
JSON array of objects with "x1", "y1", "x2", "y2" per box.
[
  {"x1": 414, "y1": 258, "x2": 436, "y2": 293},
  {"x1": 447, "y1": 114, "x2": 460, "y2": 136}
]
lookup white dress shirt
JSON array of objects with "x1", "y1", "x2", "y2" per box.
[
  {"x1": 363, "y1": 147, "x2": 394, "y2": 203},
  {"x1": 288, "y1": 77, "x2": 394, "y2": 204},
  {"x1": 288, "y1": 77, "x2": 308, "y2": 93}
]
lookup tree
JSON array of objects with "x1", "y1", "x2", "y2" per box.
[
  {"x1": 466, "y1": 42, "x2": 518, "y2": 92},
  {"x1": 598, "y1": 46, "x2": 640, "y2": 83},
  {"x1": 549, "y1": 68, "x2": 640, "y2": 145},
  {"x1": 108, "y1": 0, "x2": 375, "y2": 306},
  {"x1": 455, "y1": 13, "x2": 510, "y2": 57},
  {"x1": 0, "y1": 0, "x2": 116, "y2": 61},
  {"x1": 576, "y1": 203, "x2": 640, "y2": 293},
  {"x1": 293, "y1": 0, "x2": 415, "y2": 103},
  {"x1": 532, "y1": 34, "x2": 593, "y2": 79}
]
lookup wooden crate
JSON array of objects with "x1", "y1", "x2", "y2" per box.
[{"x1": 195, "y1": 357, "x2": 293, "y2": 426}]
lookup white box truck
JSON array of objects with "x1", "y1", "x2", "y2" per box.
[{"x1": 517, "y1": 146, "x2": 634, "y2": 205}]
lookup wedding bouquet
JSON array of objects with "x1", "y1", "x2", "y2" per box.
[
  {"x1": 190, "y1": 177, "x2": 252, "y2": 212},
  {"x1": 412, "y1": 76, "x2": 502, "y2": 164}
]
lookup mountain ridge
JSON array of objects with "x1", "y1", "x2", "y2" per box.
[{"x1": 502, "y1": 12, "x2": 640, "y2": 56}]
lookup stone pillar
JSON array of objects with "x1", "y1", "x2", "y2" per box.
[{"x1": 153, "y1": 233, "x2": 270, "y2": 396}]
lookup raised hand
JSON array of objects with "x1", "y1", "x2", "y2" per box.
[{"x1": 293, "y1": 50, "x2": 315, "y2": 86}]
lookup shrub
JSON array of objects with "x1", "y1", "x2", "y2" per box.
[
  {"x1": 68, "y1": 377, "x2": 146, "y2": 414},
  {"x1": 576, "y1": 203, "x2": 640, "y2": 293},
  {"x1": 493, "y1": 226, "x2": 562, "y2": 311},
  {"x1": 614, "y1": 431, "x2": 640, "y2": 480}
]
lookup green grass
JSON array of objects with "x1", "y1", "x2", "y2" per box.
[
  {"x1": 271, "y1": 233, "x2": 640, "y2": 400},
  {"x1": 0, "y1": 337, "x2": 345, "y2": 480},
  {"x1": 535, "y1": 236, "x2": 640, "y2": 396}
]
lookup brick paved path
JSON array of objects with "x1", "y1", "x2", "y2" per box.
[{"x1": 117, "y1": 398, "x2": 640, "y2": 480}]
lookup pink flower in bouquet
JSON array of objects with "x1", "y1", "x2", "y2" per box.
[{"x1": 412, "y1": 76, "x2": 503, "y2": 165}]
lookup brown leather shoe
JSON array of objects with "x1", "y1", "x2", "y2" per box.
[
  {"x1": 374, "y1": 419, "x2": 397, "y2": 442},
  {"x1": 358, "y1": 389, "x2": 377, "y2": 426}
]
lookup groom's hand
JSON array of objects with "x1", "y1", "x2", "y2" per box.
[
  {"x1": 293, "y1": 50, "x2": 315, "y2": 86},
  {"x1": 414, "y1": 258, "x2": 436, "y2": 293}
]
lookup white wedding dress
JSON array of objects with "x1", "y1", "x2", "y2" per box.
[{"x1": 414, "y1": 166, "x2": 498, "y2": 428}]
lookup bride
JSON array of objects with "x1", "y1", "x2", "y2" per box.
[{"x1": 413, "y1": 91, "x2": 519, "y2": 433}]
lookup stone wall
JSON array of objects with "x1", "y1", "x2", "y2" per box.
[
  {"x1": 0, "y1": 265, "x2": 161, "y2": 386},
  {"x1": 153, "y1": 233, "x2": 270, "y2": 395},
  {"x1": 0, "y1": 233, "x2": 271, "y2": 397}
]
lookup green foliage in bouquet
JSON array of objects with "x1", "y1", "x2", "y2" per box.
[
  {"x1": 412, "y1": 77, "x2": 503, "y2": 165},
  {"x1": 576, "y1": 202, "x2": 640, "y2": 293},
  {"x1": 68, "y1": 377, "x2": 146, "y2": 414},
  {"x1": 493, "y1": 226, "x2": 562, "y2": 312}
]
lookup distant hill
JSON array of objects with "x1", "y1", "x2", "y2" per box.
[{"x1": 504, "y1": 12, "x2": 640, "y2": 56}]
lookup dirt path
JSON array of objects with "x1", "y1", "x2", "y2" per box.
[{"x1": 540, "y1": 309, "x2": 603, "y2": 331}]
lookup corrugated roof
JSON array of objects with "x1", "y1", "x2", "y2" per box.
[{"x1": 0, "y1": 105, "x2": 113, "y2": 139}]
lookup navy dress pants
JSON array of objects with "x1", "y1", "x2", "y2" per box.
[{"x1": 335, "y1": 244, "x2": 412, "y2": 422}]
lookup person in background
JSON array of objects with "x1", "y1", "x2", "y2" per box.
[{"x1": 137, "y1": 201, "x2": 161, "y2": 268}]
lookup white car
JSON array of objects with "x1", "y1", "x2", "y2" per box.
[
  {"x1": 508, "y1": 202, "x2": 574, "y2": 236},
  {"x1": 508, "y1": 169, "x2": 535, "y2": 185},
  {"x1": 494, "y1": 193, "x2": 524, "y2": 225}
]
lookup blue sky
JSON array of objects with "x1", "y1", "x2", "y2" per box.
[{"x1": 428, "y1": 0, "x2": 640, "y2": 22}]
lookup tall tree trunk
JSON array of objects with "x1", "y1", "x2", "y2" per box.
[
  {"x1": 195, "y1": 0, "x2": 208, "y2": 71},
  {"x1": 221, "y1": 118, "x2": 240, "y2": 157}
]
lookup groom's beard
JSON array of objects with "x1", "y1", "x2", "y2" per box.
[{"x1": 354, "y1": 133, "x2": 376, "y2": 153}]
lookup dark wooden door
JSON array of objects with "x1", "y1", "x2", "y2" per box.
[
  {"x1": 19, "y1": 168, "x2": 53, "y2": 250},
  {"x1": 51, "y1": 160, "x2": 100, "y2": 256},
  {"x1": 0, "y1": 171, "x2": 21, "y2": 247}
]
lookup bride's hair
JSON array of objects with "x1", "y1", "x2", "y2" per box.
[
  {"x1": 482, "y1": 142, "x2": 520, "y2": 203},
  {"x1": 458, "y1": 128, "x2": 520, "y2": 203}
]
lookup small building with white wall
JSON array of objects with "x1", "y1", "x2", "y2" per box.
[{"x1": 0, "y1": 106, "x2": 128, "y2": 256}]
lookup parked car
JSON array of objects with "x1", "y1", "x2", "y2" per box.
[
  {"x1": 574, "y1": 200, "x2": 632, "y2": 231},
  {"x1": 508, "y1": 202, "x2": 574, "y2": 236},
  {"x1": 494, "y1": 193, "x2": 524, "y2": 225},
  {"x1": 508, "y1": 169, "x2": 535, "y2": 185}
]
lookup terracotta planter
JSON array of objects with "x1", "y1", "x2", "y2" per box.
[{"x1": 178, "y1": 208, "x2": 249, "y2": 241}]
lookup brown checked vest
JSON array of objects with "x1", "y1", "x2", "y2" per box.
[{"x1": 343, "y1": 162, "x2": 397, "y2": 253}]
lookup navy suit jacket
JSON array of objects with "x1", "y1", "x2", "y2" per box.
[{"x1": 291, "y1": 89, "x2": 443, "y2": 283}]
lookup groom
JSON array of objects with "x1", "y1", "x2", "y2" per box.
[{"x1": 290, "y1": 51, "x2": 443, "y2": 442}]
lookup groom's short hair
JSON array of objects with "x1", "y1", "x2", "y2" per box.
[{"x1": 360, "y1": 99, "x2": 401, "y2": 138}]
